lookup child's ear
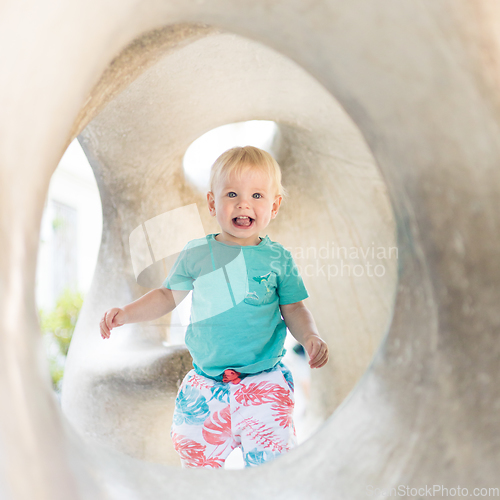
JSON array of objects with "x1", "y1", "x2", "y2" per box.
[
  {"x1": 271, "y1": 195, "x2": 283, "y2": 219},
  {"x1": 207, "y1": 191, "x2": 216, "y2": 216}
]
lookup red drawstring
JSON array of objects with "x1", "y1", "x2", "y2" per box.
[{"x1": 222, "y1": 369, "x2": 241, "y2": 384}]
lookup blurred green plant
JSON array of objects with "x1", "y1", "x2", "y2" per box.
[{"x1": 39, "y1": 288, "x2": 84, "y2": 391}]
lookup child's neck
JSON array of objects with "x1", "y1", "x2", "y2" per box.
[{"x1": 215, "y1": 233, "x2": 262, "y2": 246}]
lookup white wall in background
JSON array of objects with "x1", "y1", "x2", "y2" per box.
[{"x1": 36, "y1": 139, "x2": 102, "y2": 311}]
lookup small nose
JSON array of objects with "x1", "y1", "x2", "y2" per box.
[{"x1": 237, "y1": 196, "x2": 251, "y2": 209}]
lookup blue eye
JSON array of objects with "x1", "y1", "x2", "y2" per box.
[
  {"x1": 228, "y1": 192, "x2": 237, "y2": 198},
  {"x1": 253, "y1": 193, "x2": 262, "y2": 199}
]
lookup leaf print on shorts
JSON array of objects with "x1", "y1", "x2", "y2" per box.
[
  {"x1": 171, "y1": 432, "x2": 224, "y2": 468},
  {"x1": 189, "y1": 373, "x2": 213, "y2": 391},
  {"x1": 272, "y1": 398, "x2": 294, "y2": 429},
  {"x1": 237, "y1": 417, "x2": 284, "y2": 452},
  {"x1": 244, "y1": 448, "x2": 280, "y2": 467},
  {"x1": 173, "y1": 384, "x2": 210, "y2": 426},
  {"x1": 234, "y1": 381, "x2": 293, "y2": 407},
  {"x1": 202, "y1": 405, "x2": 232, "y2": 446},
  {"x1": 208, "y1": 382, "x2": 230, "y2": 404}
]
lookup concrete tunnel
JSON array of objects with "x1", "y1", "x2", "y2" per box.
[{"x1": 1, "y1": 1, "x2": 500, "y2": 499}]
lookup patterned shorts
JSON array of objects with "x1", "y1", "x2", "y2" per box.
[{"x1": 171, "y1": 363, "x2": 297, "y2": 468}]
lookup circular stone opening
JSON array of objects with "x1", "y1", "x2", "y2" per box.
[{"x1": 62, "y1": 26, "x2": 398, "y2": 472}]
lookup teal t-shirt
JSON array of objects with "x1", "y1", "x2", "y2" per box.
[{"x1": 162, "y1": 233, "x2": 309, "y2": 377}]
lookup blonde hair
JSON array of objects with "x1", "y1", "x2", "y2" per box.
[{"x1": 209, "y1": 146, "x2": 287, "y2": 199}]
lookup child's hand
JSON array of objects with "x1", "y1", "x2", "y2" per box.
[
  {"x1": 303, "y1": 335, "x2": 329, "y2": 368},
  {"x1": 100, "y1": 308, "x2": 126, "y2": 339}
]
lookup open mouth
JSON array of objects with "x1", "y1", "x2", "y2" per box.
[{"x1": 233, "y1": 216, "x2": 254, "y2": 228}]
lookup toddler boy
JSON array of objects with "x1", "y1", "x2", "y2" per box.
[{"x1": 100, "y1": 146, "x2": 328, "y2": 468}]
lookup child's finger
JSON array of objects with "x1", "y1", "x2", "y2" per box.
[
  {"x1": 307, "y1": 339, "x2": 321, "y2": 362},
  {"x1": 310, "y1": 351, "x2": 328, "y2": 368},
  {"x1": 104, "y1": 311, "x2": 110, "y2": 330},
  {"x1": 309, "y1": 343, "x2": 329, "y2": 368},
  {"x1": 100, "y1": 321, "x2": 108, "y2": 339},
  {"x1": 101, "y1": 312, "x2": 114, "y2": 338},
  {"x1": 317, "y1": 349, "x2": 329, "y2": 367},
  {"x1": 105, "y1": 310, "x2": 115, "y2": 331}
]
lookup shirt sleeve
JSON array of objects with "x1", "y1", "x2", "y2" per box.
[
  {"x1": 276, "y1": 247, "x2": 309, "y2": 305},
  {"x1": 162, "y1": 243, "x2": 194, "y2": 291}
]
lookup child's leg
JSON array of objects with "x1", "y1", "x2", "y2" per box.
[
  {"x1": 231, "y1": 363, "x2": 297, "y2": 468},
  {"x1": 171, "y1": 370, "x2": 239, "y2": 468}
]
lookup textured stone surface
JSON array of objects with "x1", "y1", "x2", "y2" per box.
[{"x1": 1, "y1": 0, "x2": 499, "y2": 499}]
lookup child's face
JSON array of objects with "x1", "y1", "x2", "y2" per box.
[{"x1": 207, "y1": 168, "x2": 282, "y2": 246}]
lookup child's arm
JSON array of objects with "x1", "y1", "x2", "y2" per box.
[
  {"x1": 100, "y1": 287, "x2": 190, "y2": 339},
  {"x1": 280, "y1": 301, "x2": 329, "y2": 368}
]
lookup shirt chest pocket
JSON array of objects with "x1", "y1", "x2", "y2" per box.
[{"x1": 244, "y1": 271, "x2": 278, "y2": 306}]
